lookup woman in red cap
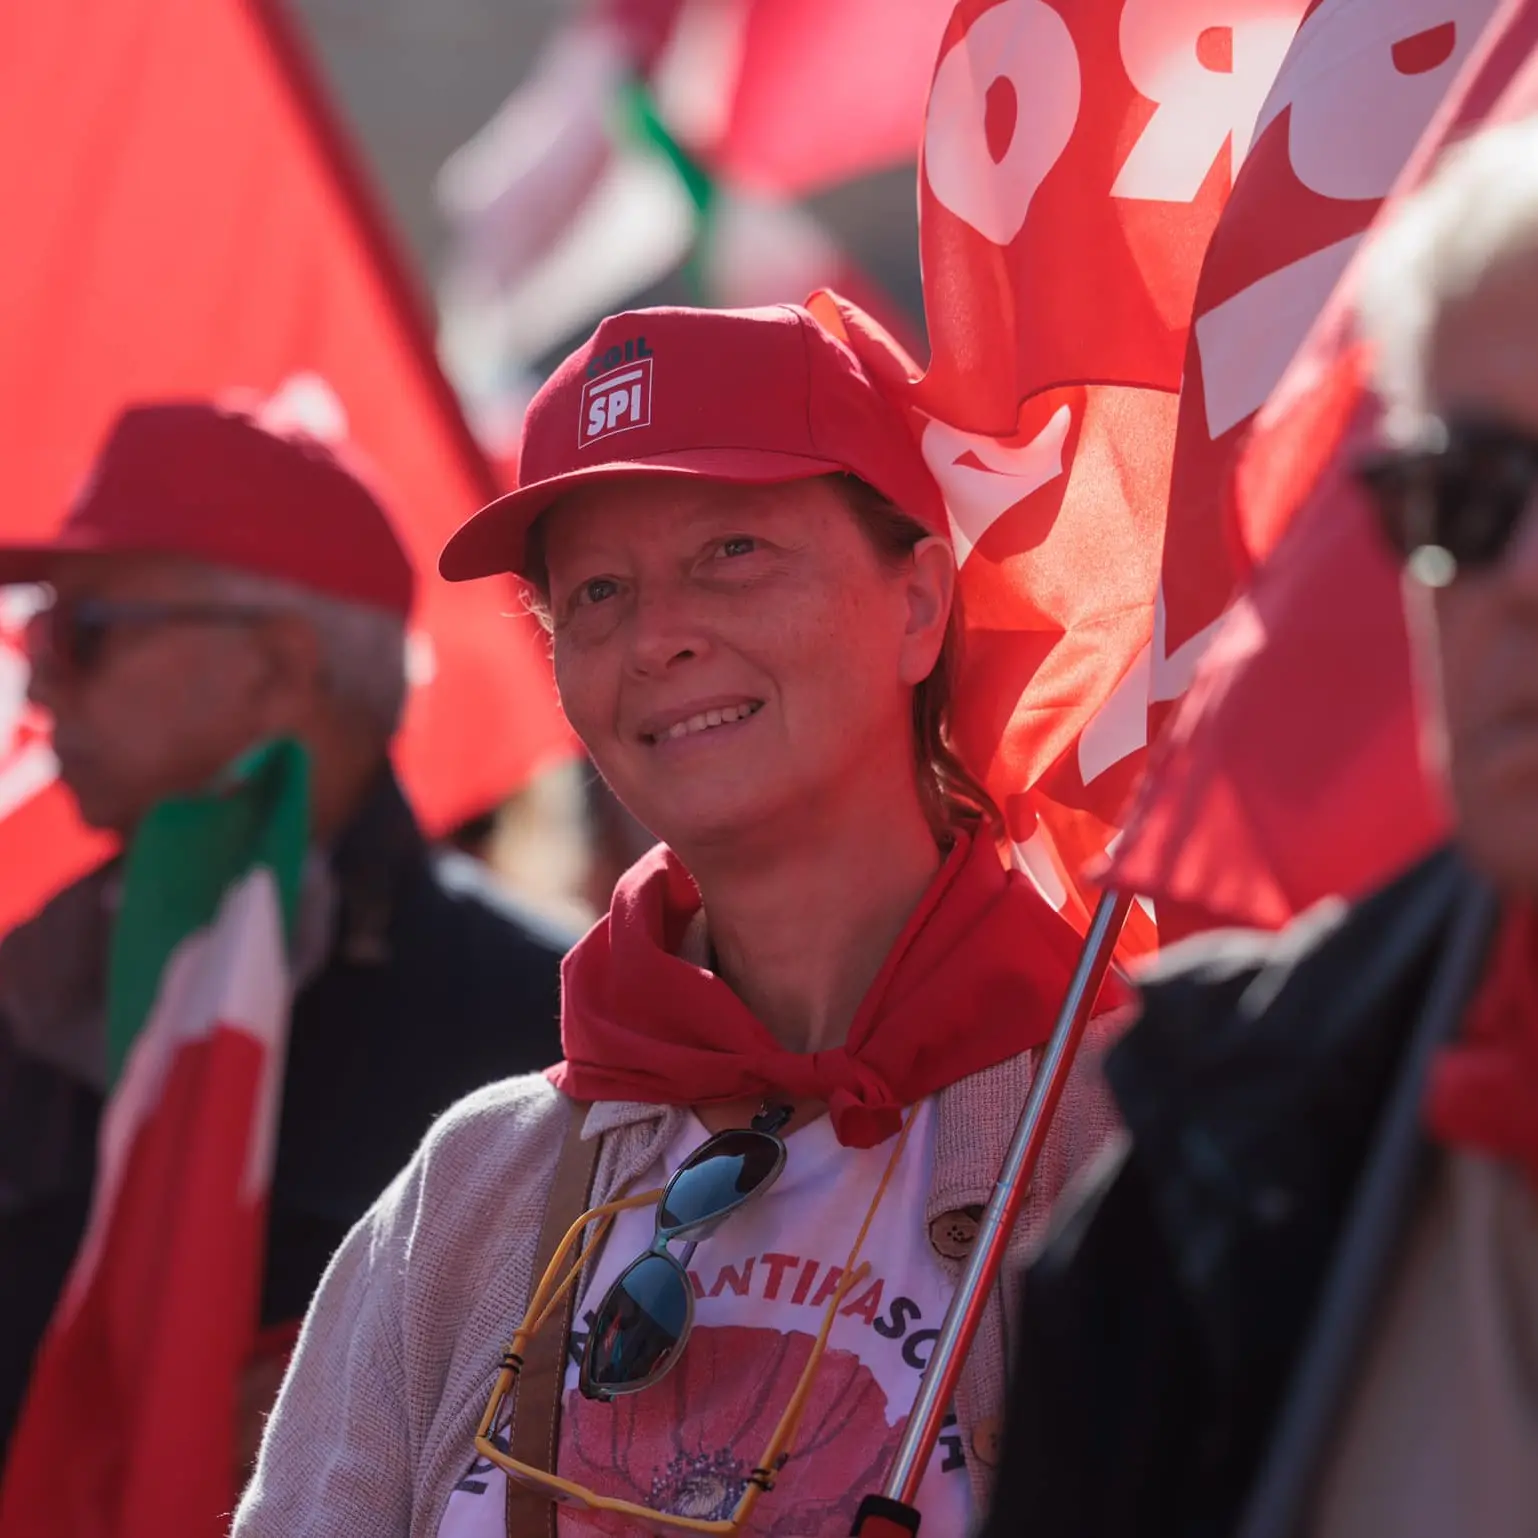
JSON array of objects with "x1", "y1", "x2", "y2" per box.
[{"x1": 235, "y1": 302, "x2": 1125, "y2": 1538}]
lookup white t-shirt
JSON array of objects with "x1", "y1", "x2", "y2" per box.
[{"x1": 440, "y1": 1098, "x2": 973, "y2": 1537}]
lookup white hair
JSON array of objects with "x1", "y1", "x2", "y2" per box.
[
  {"x1": 1358, "y1": 115, "x2": 1538, "y2": 442},
  {"x1": 194, "y1": 563, "x2": 408, "y2": 741}
]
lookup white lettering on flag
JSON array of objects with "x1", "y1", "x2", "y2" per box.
[
  {"x1": 1151, "y1": 581, "x2": 1228, "y2": 707},
  {"x1": 922, "y1": 406, "x2": 1073, "y2": 568},
  {"x1": 923, "y1": 0, "x2": 1080, "y2": 246},
  {"x1": 1113, "y1": 0, "x2": 1310, "y2": 202},
  {"x1": 1010, "y1": 825, "x2": 1070, "y2": 911},
  {"x1": 1194, "y1": 236, "x2": 1362, "y2": 439},
  {"x1": 1255, "y1": 0, "x2": 1499, "y2": 202},
  {"x1": 1078, "y1": 643, "x2": 1153, "y2": 785}
]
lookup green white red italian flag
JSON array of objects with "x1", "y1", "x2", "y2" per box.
[{"x1": 0, "y1": 741, "x2": 307, "y2": 1538}]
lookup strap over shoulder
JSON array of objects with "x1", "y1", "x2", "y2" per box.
[{"x1": 504, "y1": 1095, "x2": 600, "y2": 1538}]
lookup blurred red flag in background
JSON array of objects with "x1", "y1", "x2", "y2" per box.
[
  {"x1": 703, "y1": 0, "x2": 957, "y2": 194},
  {"x1": 1110, "y1": 0, "x2": 1538, "y2": 936},
  {"x1": 599, "y1": 0, "x2": 954, "y2": 196},
  {"x1": 0, "y1": 0, "x2": 572, "y2": 939}
]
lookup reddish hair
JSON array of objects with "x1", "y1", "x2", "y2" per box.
[{"x1": 829, "y1": 475, "x2": 1002, "y2": 838}]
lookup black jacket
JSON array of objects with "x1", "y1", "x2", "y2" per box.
[
  {"x1": 0, "y1": 769, "x2": 570, "y2": 1461},
  {"x1": 983, "y1": 849, "x2": 1494, "y2": 1538}
]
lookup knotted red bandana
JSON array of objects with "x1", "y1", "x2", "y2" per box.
[
  {"x1": 1426, "y1": 902, "x2": 1538, "y2": 1191},
  {"x1": 550, "y1": 832, "x2": 1124, "y2": 1147}
]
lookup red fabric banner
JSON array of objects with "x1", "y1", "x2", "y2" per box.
[
  {"x1": 889, "y1": 0, "x2": 1518, "y2": 953},
  {"x1": 914, "y1": 0, "x2": 1276, "y2": 431},
  {"x1": 708, "y1": 0, "x2": 956, "y2": 194},
  {"x1": 0, "y1": 0, "x2": 572, "y2": 938},
  {"x1": 1155, "y1": 0, "x2": 1502, "y2": 696},
  {"x1": 1111, "y1": 0, "x2": 1538, "y2": 934},
  {"x1": 889, "y1": 0, "x2": 1339, "y2": 953}
]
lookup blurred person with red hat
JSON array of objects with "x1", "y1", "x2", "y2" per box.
[
  {"x1": 233, "y1": 300, "x2": 1128, "y2": 1537},
  {"x1": 0, "y1": 400, "x2": 570, "y2": 1482}
]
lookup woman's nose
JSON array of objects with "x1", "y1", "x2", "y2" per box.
[{"x1": 625, "y1": 589, "x2": 708, "y2": 675}]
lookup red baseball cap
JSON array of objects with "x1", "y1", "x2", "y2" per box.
[
  {"x1": 439, "y1": 302, "x2": 945, "y2": 581},
  {"x1": 0, "y1": 400, "x2": 415, "y2": 615}
]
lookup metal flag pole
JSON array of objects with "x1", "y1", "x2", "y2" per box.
[{"x1": 851, "y1": 887, "x2": 1135, "y2": 1537}]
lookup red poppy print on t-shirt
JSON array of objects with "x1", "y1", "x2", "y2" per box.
[{"x1": 558, "y1": 1325, "x2": 904, "y2": 1536}]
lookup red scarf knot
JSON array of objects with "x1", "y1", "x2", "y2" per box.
[
  {"x1": 551, "y1": 835, "x2": 1123, "y2": 1147},
  {"x1": 1426, "y1": 901, "x2": 1538, "y2": 1191}
]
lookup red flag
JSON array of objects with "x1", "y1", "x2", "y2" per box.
[
  {"x1": 0, "y1": 0, "x2": 572, "y2": 938},
  {"x1": 913, "y1": 0, "x2": 1292, "y2": 430},
  {"x1": 595, "y1": 0, "x2": 954, "y2": 197},
  {"x1": 705, "y1": 0, "x2": 956, "y2": 194},
  {"x1": 888, "y1": 1, "x2": 1518, "y2": 955},
  {"x1": 1110, "y1": 1, "x2": 1538, "y2": 934},
  {"x1": 1154, "y1": 0, "x2": 1504, "y2": 722},
  {"x1": 869, "y1": 0, "x2": 1347, "y2": 955}
]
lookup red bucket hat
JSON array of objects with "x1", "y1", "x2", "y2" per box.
[
  {"x1": 439, "y1": 302, "x2": 945, "y2": 581},
  {"x1": 0, "y1": 400, "x2": 415, "y2": 615}
]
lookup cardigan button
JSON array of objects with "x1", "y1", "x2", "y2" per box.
[
  {"x1": 971, "y1": 1416, "x2": 1003, "y2": 1467},
  {"x1": 928, "y1": 1207, "x2": 982, "y2": 1260}
]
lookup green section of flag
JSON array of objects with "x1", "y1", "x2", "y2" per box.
[
  {"x1": 106, "y1": 739, "x2": 310, "y2": 1087},
  {"x1": 616, "y1": 76, "x2": 716, "y2": 300},
  {"x1": 619, "y1": 77, "x2": 715, "y2": 218}
]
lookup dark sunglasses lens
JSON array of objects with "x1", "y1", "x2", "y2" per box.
[
  {"x1": 658, "y1": 1130, "x2": 783, "y2": 1232},
  {"x1": 67, "y1": 613, "x2": 111, "y2": 673},
  {"x1": 1364, "y1": 436, "x2": 1536, "y2": 571},
  {"x1": 1439, "y1": 447, "x2": 1533, "y2": 566},
  {"x1": 27, "y1": 603, "x2": 108, "y2": 674},
  {"x1": 582, "y1": 1253, "x2": 690, "y2": 1397}
]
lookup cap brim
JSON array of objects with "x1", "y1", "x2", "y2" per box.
[
  {"x1": 438, "y1": 448, "x2": 848, "y2": 582},
  {"x1": 0, "y1": 534, "x2": 113, "y2": 587}
]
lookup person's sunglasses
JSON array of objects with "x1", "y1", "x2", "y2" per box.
[
  {"x1": 475, "y1": 1106, "x2": 917, "y2": 1534},
  {"x1": 24, "y1": 596, "x2": 279, "y2": 676},
  {"x1": 1354, "y1": 413, "x2": 1538, "y2": 585},
  {"x1": 579, "y1": 1103, "x2": 791, "y2": 1402}
]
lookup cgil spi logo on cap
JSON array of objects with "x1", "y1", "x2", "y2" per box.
[{"x1": 579, "y1": 337, "x2": 653, "y2": 449}]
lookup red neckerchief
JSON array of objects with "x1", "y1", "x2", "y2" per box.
[
  {"x1": 550, "y1": 832, "x2": 1124, "y2": 1148},
  {"x1": 1426, "y1": 902, "x2": 1538, "y2": 1191}
]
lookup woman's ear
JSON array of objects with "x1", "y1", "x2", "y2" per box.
[{"x1": 898, "y1": 537, "x2": 956, "y2": 686}]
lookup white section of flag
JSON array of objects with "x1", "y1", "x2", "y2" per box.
[{"x1": 62, "y1": 867, "x2": 290, "y2": 1316}]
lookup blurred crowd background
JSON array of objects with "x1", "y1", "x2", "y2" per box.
[{"x1": 8, "y1": 6, "x2": 1538, "y2": 1534}]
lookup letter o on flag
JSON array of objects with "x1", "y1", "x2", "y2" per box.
[{"x1": 924, "y1": 0, "x2": 1082, "y2": 247}]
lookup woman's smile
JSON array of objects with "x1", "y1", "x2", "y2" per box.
[{"x1": 639, "y1": 698, "x2": 765, "y2": 747}]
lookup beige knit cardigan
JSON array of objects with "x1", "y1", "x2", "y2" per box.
[{"x1": 233, "y1": 1022, "x2": 1123, "y2": 1538}]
